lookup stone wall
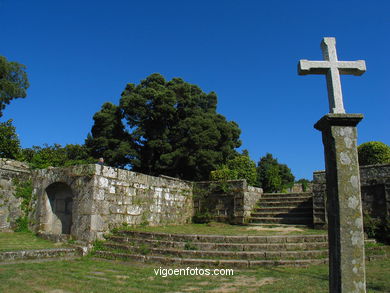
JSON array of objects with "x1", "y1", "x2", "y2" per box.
[
  {"x1": 312, "y1": 164, "x2": 390, "y2": 228},
  {"x1": 1, "y1": 160, "x2": 262, "y2": 242},
  {"x1": 0, "y1": 158, "x2": 31, "y2": 231},
  {"x1": 193, "y1": 180, "x2": 262, "y2": 224},
  {"x1": 30, "y1": 164, "x2": 193, "y2": 242},
  {"x1": 287, "y1": 183, "x2": 313, "y2": 193},
  {"x1": 92, "y1": 165, "x2": 193, "y2": 236}
]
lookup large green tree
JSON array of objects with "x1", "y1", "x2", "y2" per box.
[
  {"x1": 0, "y1": 56, "x2": 29, "y2": 117},
  {"x1": 87, "y1": 73, "x2": 241, "y2": 180},
  {"x1": 85, "y1": 102, "x2": 135, "y2": 168},
  {"x1": 257, "y1": 153, "x2": 295, "y2": 193},
  {"x1": 0, "y1": 119, "x2": 21, "y2": 159}
]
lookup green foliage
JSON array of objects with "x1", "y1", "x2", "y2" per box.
[
  {"x1": 0, "y1": 119, "x2": 21, "y2": 159},
  {"x1": 85, "y1": 102, "x2": 135, "y2": 168},
  {"x1": 192, "y1": 210, "x2": 212, "y2": 224},
  {"x1": 296, "y1": 178, "x2": 311, "y2": 192},
  {"x1": 257, "y1": 153, "x2": 295, "y2": 193},
  {"x1": 138, "y1": 243, "x2": 151, "y2": 255},
  {"x1": 358, "y1": 141, "x2": 390, "y2": 166},
  {"x1": 92, "y1": 240, "x2": 105, "y2": 252},
  {"x1": 0, "y1": 56, "x2": 29, "y2": 117},
  {"x1": 184, "y1": 241, "x2": 198, "y2": 250},
  {"x1": 139, "y1": 216, "x2": 149, "y2": 227},
  {"x1": 14, "y1": 180, "x2": 33, "y2": 212},
  {"x1": 363, "y1": 212, "x2": 381, "y2": 239},
  {"x1": 87, "y1": 73, "x2": 241, "y2": 180},
  {"x1": 13, "y1": 180, "x2": 33, "y2": 232},
  {"x1": 363, "y1": 211, "x2": 390, "y2": 244},
  {"x1": 20, "y1": 144, "x2": 94, "y2": 169},
  {"x1": 14, "y1": 216, "x2": 29, "y2": 232},
  {"x1": 210, "y1": 151, "x2": 257, "y2": 186},
  {"x1": 210, "y1": 166, "x2": 238, "y2": 182},
  {"x1": 264, "y1": 164, "x2": 282, "y2": 193}
]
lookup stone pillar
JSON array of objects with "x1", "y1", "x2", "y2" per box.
[{"x1": 314, "y1": 113, "x2": 366, "y2": 293}]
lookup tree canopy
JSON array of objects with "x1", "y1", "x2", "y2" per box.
[
  {"x1": 210, "y1": 150, "x2": 257, "y2": 186},
  {"x1": 21, "y1": 144, "x2": 94, "y2": 169},
  {"x1": 0, "y1": 119, "x2": 21, "y2": 159},
  {"x1": 85, "y1": 102, "x2": 135, "y2": 168},
  {"x1": 86, "y1": 73, "x2": 241, "y2": 180},
  {"x1": 0, "y1": 56, "x2": 29, "y2": 117},
  {"x1": 257, "y1": 153, "x2": 295, "y2": 193},
  {"x1": 358, "y1": 141, "x2": 390, "y2": 166}
]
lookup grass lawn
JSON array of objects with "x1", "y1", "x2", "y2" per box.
[
  {"x1": 118, "y1": 222, "x2": 328, "y2": 236},
  {"x1": 0, "y1": 257, "x2": 389, "y2": 293},
  {"x1": 0, "y1": 232, "x2": 68, "y2": 252}
]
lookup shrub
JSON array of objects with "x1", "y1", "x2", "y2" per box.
[
  {"x1": 192, "y1": 210, "x2": 212, "y2": 224},
  {"x1": 13, "y1": 180, "x2": 33, "y2": 232},
  {"x1": 14, "y1": 216, "x2": 29, "y2": 232},
  {"x1": 358, "y1": 141, "x2": 390, "y2": 166},
  {"x1": 210, "y1": 151, "x2": 257, "y2": 186},
  {"x1": 210, "y1": 166, "x2": 238, "y2": 182},
  {"x1": 363, "y1": 211, "x2": 390, "y2": 244}
]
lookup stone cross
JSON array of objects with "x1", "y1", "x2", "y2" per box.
[
  {"x1": 298, "y1": 37, "x2": 366, "y2": 114},
  {"x1": 299, "y1": 37, "x2": 367, "y2": 292}
]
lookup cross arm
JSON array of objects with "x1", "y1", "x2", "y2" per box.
[
  {"x1": 337, "y1": 60, "x2": 366, "y2": 76},
  {"x1": 298, "y1": 59, "x2": 366, "y2": 76},
  {"x1": 298, "y1": 60, "x2": 330, "y2": 75}
]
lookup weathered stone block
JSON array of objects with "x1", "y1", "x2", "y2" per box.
[
  {"x1": 93, "y1": 189, "x2": 105, "y2": 200},
  {"x1": 102, "y1": 166, "x2": 118, "y2": 179},
  {"x1": 91, "y1": 214, "x2": 105, "y2": 231},
  {"x1": 127, "y1": 205, "x2": 142, "y2": 215},
  {"x1": 97, "y1": 177, "x2": 109, "y2": 188}
]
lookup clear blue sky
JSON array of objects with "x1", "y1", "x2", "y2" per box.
[{"x1": 1, "y1": 0, "x2": 389, "y2": 180}]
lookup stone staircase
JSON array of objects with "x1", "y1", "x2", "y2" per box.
[
  {"x1": 249, "y1": 192, "x2": 313, "y2": 226},
  {"x1": 94, "y1": 230, "x2": 385, "y2": 268},
  {"x1": 95, "y1": 230, "x2": 330, "y2": 267}
]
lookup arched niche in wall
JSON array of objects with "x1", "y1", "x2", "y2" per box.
[{"x1": 45, "y1": 182, "x2": 74, "y2": 234}]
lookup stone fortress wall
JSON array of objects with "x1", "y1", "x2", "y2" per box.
[
  {"x1": 312, "y1": 163, "x2": 390, "y2": 228},
  {"x1": 193, "y1": 180, "x2": 262, "y2": 224},
  {"x1": 30, "y1": 164, "x2": 194, "y2": 242},
  {"x1": 1, "y1": 158, "x2": 388, "y2": 242},
  {"x1": 0, "y1": 159, "x2": 262, "y2": 242},
  {"x1": 0, "y1": 159, "x2": 31, "y2": 231}
]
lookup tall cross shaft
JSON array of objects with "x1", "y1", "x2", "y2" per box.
[{"x1": 298, "y1": 37, "x2": 366, "y2": 114}]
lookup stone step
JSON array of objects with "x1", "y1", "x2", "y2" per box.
[
  {"x1": 258, "y1": 201, "x2": 312, "y2": 208},
  {"x1": 249, "y1": 217, "x2": 313, "y2": 225},
  {"x1": 0, "y1": 248, "x2": 80, "y2": 262},
  {"x1": 112, "y1": 230, "x2": 327, "y2": 244},
  {"x1": 259, "y1": 197, "x2": 312, "y2": 203},
  {"x1": 247, "y1": 223, "x2": 311, "y2": 228},
  {"x1": 94, "y1": 250, "x2": 328, "y2": 268},
  {"x1": 262, "y1": 192, "x2": 313, "y2": 198},
  {"x1": 101, "y1": 242, "x2": 328, "y2": 260},
  {"x1": 253, "y1": 207, "x2": 313, "y2": 213},
  {"x1": 105, "y1": 236, "x2": 329, "y2": 251},
  {"x1": 251, "y1": 211, "x2": 312, "y2": 218}
]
